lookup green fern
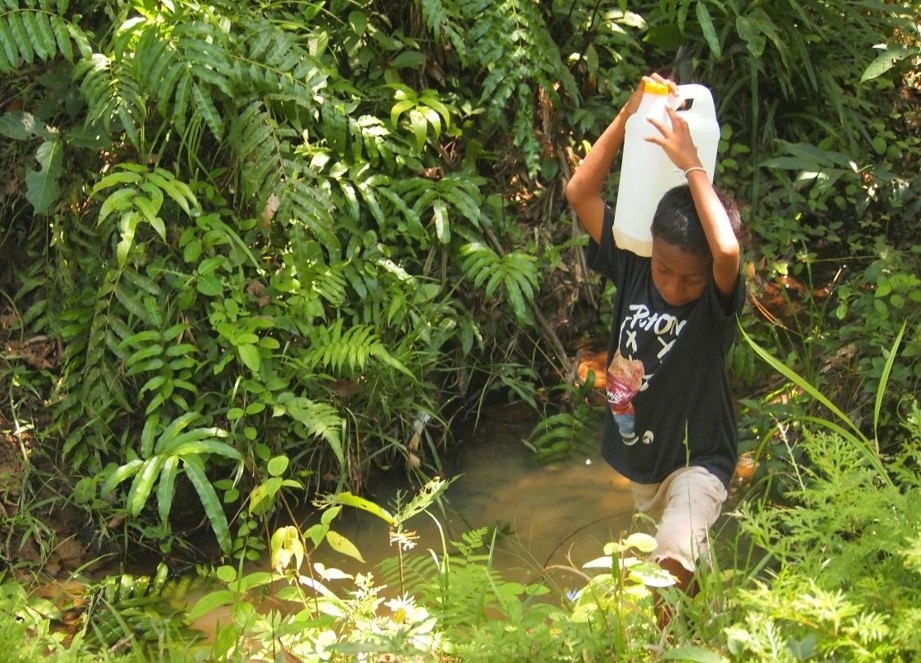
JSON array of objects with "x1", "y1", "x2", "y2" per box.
[
  {"x1": 77, "y1": 52, "x2": 148, "y2": 150},
  {"x1": 120, "y1": 322, "x2": 199, "y2": 416},
  {"x1": 56, "y1": 277, "x2": 134, "y2": 467},
  {"x1": 418, "y1": 0, "x2": 467, "y2": 60},
  {"x1": 456, "y1": 0, "x2": 580, "y2": 174},
  {"x1": 459, "y1": 242, "x2": 539, "y2": 323},
  {"x1": 0, "y1": 1, "x2": 86, "y2": 73},
  {"x1": 302, "y1": 319, "x2": 416, "y2": 379},
  {"x1": 273, "y1": 391, "x2": 346, "y2": 474},
  {"x1": 415, "y1": 0, "x2": 582, "y2": 172}
]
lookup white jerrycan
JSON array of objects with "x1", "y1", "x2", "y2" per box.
[{"x1": 612, "y1": 82, "x2": 720, "y2": 257}]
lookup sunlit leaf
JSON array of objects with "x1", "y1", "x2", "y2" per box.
[
  {"x1": 127, "y1": 456, "x2": 167, "y2": 516},
  {"x1": 334, "y1": 492, "x2": 394, "y2": 524},
  {"x1": 325, "y1": 530, "x2": 365, "y2": 563},
  {"x1": 187, "y1": 589, "x2": 236, "y2": 621}
]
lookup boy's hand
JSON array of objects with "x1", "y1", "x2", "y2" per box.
[
  {"x1": 620, "y1": 74, "x2": 679, "y2": 120},
  {"x1": 645, "y1": 105, "x2": 702, "y2": 173}
]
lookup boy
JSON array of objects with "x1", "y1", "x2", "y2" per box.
[{"x1": 564, "y1": 74, "x2": 745, "y2": 621}]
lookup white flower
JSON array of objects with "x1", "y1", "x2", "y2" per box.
[{"x1": 384, "y1": 594, "x2": 430, "y2": 625}]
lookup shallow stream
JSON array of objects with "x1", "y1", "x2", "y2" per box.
[{"x1": 311, "y1": 407, "x2": 637, "y2": 590}]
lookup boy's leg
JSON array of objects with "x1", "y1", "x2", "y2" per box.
[
  {"x1": 652, "y1": 466, "x2": 728, "y2": 575},
  {"x1": 631, "y1": 466, "x2": 728, "y2": 626}
]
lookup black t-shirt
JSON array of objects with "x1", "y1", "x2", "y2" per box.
[{"x1": 585, "y1": 207, "x2": 746, "y2": 488}]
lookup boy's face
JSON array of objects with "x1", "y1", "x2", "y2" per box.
[{"x1": 650, "y1": 237, "x2": 711, "y2": 307}]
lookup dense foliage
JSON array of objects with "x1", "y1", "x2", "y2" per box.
[{"x1": 1, "y1": 0, "x2": 920, "y2": 658}]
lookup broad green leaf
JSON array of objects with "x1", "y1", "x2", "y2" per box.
[
  {"x1": 432, "y1": 198, "x2": 449, "y2": 243},
  {"x1": 236, "y1": 570, "x2": 275, "y2": 592},
  {"x1": 249, "y1": 477, "x2": 282, "y2": 515},
  {"x1": 409, "y1": 107, "x2": 427, "y2": 152},
  {"x1": 167, "y1": 439, "x2": 240, "y2": 460},
  {"x1": 267, "y1": 455, "x2": 289, "y2": 477},
  {"x1": 695, "y1": 2, "x2": 723, "y2": 58},
  {"x1": 505, "y1": 281, "x2": 527, "y2": 321},
  {"x1": 305, "y1": 522, "x2": 329, "y2": 548},
  {"x1": 92, "y1": 170, "x2": 141, "y2": 193},
  {"x1": 101, "y1": 459, "x2": 145, "y2": 496},
  {"x1": 861, "y1": 46, "x2": 914, "y2": 82},
  {"x1": 25, "y1": 138, "x2": 63, "y2": 214},
  {"x1": 187, "y1": 589, "x2": 236, "y2": 620},
  {"x1": 157, "y1": 412, "x2": 201, "y2": 450},
  {"x1": 125, "y1": 344, "x2": 163, "y2": 369},
  {"x1": 390, "y1": 98, "x2": 415, "y2": 126},
  {"x1": 183, "y1": 458, "x2": 233, "y2": 555},
  {"x1": 389, "y1": 50, "x2": 426, "y2": 70},
  {"x1": 141, "y1": 414, "x2": 161, "y2": 457},
  {"x1": 238, "y1": 344, "x2": 261, "y2": 372},
  {"x1": 196, "y1": 274, "x2": 223, "y2": 296},
  {"x1": 97, "y1": 189, "x2": 137, "y2": 223},
  {"x1": 622, "y1": 532, "x2": 657, "y2": 553},
  {"x1": 127, "y1": 455, "x2": 167, "y2": 516},
  {"x1": 660, "y1": 647, "x2": 726, "y2": 662},
  {"x1": 116, "y1": 211, "x2": 139, "y2": 266},
  {"x1": 157, "y1": 455, "x2": 180, "y2": 524},
  {"x1": 146, "y1": 169, "x2": 197, "y2": 216},
  {"x1": 334, "y1": 492, "x2": 394, "y2": 524},
  {"x1": 325, "y1": 530, "x2": 365, "y2": 563}
]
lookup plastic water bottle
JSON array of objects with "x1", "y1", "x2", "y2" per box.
[{"x1": 612, "y1": 82, "x2": 721, "y2": 257}]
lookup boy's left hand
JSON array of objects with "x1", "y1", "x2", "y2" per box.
[{"x1": 645, "y1": 105, "x2": 702, "y2": 174}]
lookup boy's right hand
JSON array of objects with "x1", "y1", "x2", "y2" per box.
[{"x1": 620, "y1": 74, "x2": 678, "y2": 120}]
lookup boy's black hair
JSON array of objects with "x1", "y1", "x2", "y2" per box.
[{"x1": 650, "y1": 185, "x2": 741, "y2": 258}]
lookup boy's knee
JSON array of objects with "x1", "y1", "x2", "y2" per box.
[{"x1": 654, "y1": 467, "x2": 728, "y2": 572}]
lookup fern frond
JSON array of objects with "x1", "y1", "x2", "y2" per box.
[
  {"x1": 231, "y1": 101, "x2": 283, "y2": 198},
  {"x1": 76, "y1": 52, "x2": 148, "y2": 149},
  {"x1": 459, "y1": 242, "x2": 538, "y2": 322},
  {"x1": 84, "y1": 563, "x2": 200, "y2": 650},
  {"x1": 455, "y1": 0, "x2": 579, "y2": 173},
  {"x1": 300, "y1": 319, "x2": 415, "y2": 380},
  {"x1": 0, "y1": 3, "x2": 82, "y2": 73},
  {"x1": 303, "y1": 319, "x2": 380, "y2": 376},
  {"x1": 241, "y1": 21, "x2": 329, "y2": 105},
  {"x1": 274, "y1": 391, "x2": 346, "y2": 472},
  {"x1": 376, "y1": 552, "x2": 438, "y2": 598},
  {"x1": 465, "y1": 0, "x2": 578, "y2": 111},
  {"x1": 418, "y1": 0, "x2": 467, "y2": 60},
  {"x1": 280, "y1": 229, "x2": 348, "y2": 314},
  {"x1": 229, "y1": 102, "x2": 340, "y2": 255},
  {"x1": 282, "y1": 176, "x2": 339, "y2": 251}
]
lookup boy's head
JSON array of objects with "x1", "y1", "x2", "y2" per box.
[
  {"x1": 649, "y1": 185, "x2": 740, "y2": 307},
  {"x1": 651, "y1": 185, "x2": 740, "y2": 257}
]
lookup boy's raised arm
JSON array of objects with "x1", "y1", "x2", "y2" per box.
[
  {"x1": 646, "y1": 105, "x2": 741, "y2": 299},
  {"x1": 565, "y1": 75, "x2": 674, "y2": 244},
  {"x1": 564, "y1": 109, "x2": 628, "y2": 244}
]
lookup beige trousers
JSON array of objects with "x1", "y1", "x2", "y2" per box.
[{"x1": 630, "y1": 466, "x2": 728, "y2": 572}]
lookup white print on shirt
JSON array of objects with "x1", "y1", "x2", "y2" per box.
[
  {"x1": 620, "y1": 304, "x2": 687, "y2": 360},
  {"x1": 608, "y1": 304, "x2": 688, "y2": 446}
]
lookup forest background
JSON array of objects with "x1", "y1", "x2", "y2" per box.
[{"x1": 1, "y1": 0, "x2": 920, "y2": 660}]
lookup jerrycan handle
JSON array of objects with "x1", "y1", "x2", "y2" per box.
[{"x1": 671, "y1": 83, "x2": 717, "y2": 122}]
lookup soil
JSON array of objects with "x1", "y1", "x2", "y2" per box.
[{"x1": 1, "y1": 306, "x2": 94, "y2": 580}]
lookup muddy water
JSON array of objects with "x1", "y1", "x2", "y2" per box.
[
  {"x1": 314, "y1": 409, "x2": 637, "y2": 590},
  {"x1": 188, "y1": 407, "x2": 754, "y2": 640}
]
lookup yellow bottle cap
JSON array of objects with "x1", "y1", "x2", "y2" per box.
[{"x1": 643, "y1": 81, "x2": 669, "y2": 95}]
